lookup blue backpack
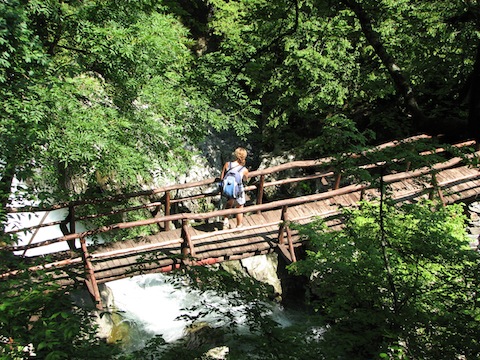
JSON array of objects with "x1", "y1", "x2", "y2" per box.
[{"x1": 222, "y1": 163, "x2": 245, "y2": 199}]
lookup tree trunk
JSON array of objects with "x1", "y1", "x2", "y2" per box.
[
  {"x1": 467, "y1": 41, "x2": 480, "y2": 146},
  {"x1": 0, "y1": 161, "x2": 15, "y2": 235},
  {"x1": 341, "y1": 0, "x2": 427, "y2": 128}
]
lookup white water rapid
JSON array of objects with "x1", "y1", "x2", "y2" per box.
[
  {"x1": 108, "y1": 274, "x2": 192, "y2": 343},
  {"x1": 106, "y1": 272, "x2": 296, "y2": 353}
]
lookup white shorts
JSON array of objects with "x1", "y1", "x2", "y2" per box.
[{"x1": 235, "y1": 191, "x2": 246, "y2": 206}]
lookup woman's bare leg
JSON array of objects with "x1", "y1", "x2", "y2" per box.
[
  {"x1": 236, "y1": 205, "x2": 244, "y2": 227},
  {"x1": 224, "y1": 199, "x2": 234, "y2": 228}
]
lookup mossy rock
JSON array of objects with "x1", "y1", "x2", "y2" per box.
[
  {"x1": 107, "y1": 312, "x2": 132, "y2": 345},
  {"x1": 184, "y1": 322, "x2": 225, "y2": 350}
]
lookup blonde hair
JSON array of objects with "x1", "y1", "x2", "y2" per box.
[{"x1": 234, "y1": 147, "x2": 247, "y2": 166}]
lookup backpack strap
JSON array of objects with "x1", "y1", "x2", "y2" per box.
[
  {"x1": 224, "y1": 162, "x2": 244, "y2": 178},
  {"x1": 238, "y1": 166, "x2": 245, "y2": 177},
  {"x1": 222, "y1": 162, "x2": 230, "y2": 180},
  {"x1": 233, "y1": 165, "x2": 245, "y2": 183}
]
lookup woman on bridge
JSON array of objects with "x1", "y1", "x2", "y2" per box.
[{"x1": 221, "y1": 147, "x2": 249, "y2": 229}]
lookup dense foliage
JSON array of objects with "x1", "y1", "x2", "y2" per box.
[
  {"x1": 199, "y1": 0, "x2": 480, "y2": 151},
  {"x1": 1, "y1": 0, "x2": 480, "y2": 358},
  {"x1": 0, "y1": 0, "x2": 243, "y2": 214},
  {"x1": 0, "y1": 257, "x2": 118, "y2": 359},
  {"x1": 289, "y1": 200, "x2": 480, "y2": 359}
]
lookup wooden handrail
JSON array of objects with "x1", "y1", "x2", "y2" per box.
[
  {"x1": 4, "y1": 136, "x2": 471, "y2": 230},
  {"x1": 4, "y1": 134, "x2": 438, "y2": 215},
  {"x1": 4, "y1": 148, "x2": 480, "y2": 253},
  {"x1": 2, "y1": 184, "x2": 367, "y2": 252},
  {"x1": 3, "y1": 137, "x2": 479, "y2": 250},
  {"x1": 4, "y1": 169, "x2": 332, "y2": 236}
]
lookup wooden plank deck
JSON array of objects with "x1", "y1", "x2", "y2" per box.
[
  {"x1": 67, "y1": 161, "x2": 479, "y2": 285},
  {"x1": 12, "y1": 159, "x2": 480, "y2": 288}
]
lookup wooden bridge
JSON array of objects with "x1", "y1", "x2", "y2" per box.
[{"x1": 2, "y1": 134, "x2": 480, "y2": 309}]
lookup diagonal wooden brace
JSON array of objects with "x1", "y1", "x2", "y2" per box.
[
  {"x1": 80, "y1": 237, "x2": 103, "y2": 310},
  {"x1": 278, "y1": 206, "x2": 297, "y2": 263}
]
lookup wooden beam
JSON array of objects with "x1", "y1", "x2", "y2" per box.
[
  {"x1": 285, "y1": 226, "x2": 297, "y2": 263},
  {"x1": 80, "y1": 238, "x2": 102, "y2": 310},
  {"x1": 276, "y1": 243, "x2": 293, "y2": 263},
  {"x1": 164, "y1": 191, "x2": 171, "y2": 231},
  {"x1": 280, "y1": 206, "x2": 297, "y2": 262},
  {"x1": 181, "y1": 220, "x2": 195, "y2": 258},
  {"x1": 278, "y1": 206, "x2": 288, "y2": 245},
  {"x1": 334, "y1": 173, "x2": 342, "y2": 190},
  {"x1": 256, "y1": 175, "x2": 265, "y2": 213}
]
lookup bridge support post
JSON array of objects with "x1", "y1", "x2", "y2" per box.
[
  {"x1": 334, "y1": 172, "x2": 342, "y2": 190},
  {"x1": 256, "y1": 175, "x2": 265, "y2": 213},
  {"x1": 277, "y1": 206, "x2": 297, "y2": 263},
  {"x1": 164, "y1": 191, "x2": 171, "y2": 231},
  {"x1": 80, "y1": 237, "x2": 103, "y2": 310},
  {"x1": 360, "y1": 188, "x2": 366, "y2": 201},
  {"x1": 181, "y1": 219, "x2": 195, "y2": 259},
  {"x1": 405, "y1": 161, "x2": 411, "y2": 172},
  {"x1": 430, "y1": 172, "x2": 446, "y2": 207}
]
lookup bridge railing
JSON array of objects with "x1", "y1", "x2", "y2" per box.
[
  {"x1": 2, "y1": 136, "x2": 479, "y2": 309},
  {"x1": 4, "y1": 135, "x2": 476, "y2": 255},
  {"x1": 2, "y1": 148, "x2": 479, "y2": 276}
]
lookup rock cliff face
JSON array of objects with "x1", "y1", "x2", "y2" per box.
[{"x1": 178, "y1": 130, "x2": 257, "y2": 186}]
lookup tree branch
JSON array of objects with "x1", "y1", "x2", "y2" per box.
[{"x1": 340, "y1": 0, "x2": 427, "y2": 128}]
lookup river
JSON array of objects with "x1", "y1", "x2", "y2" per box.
[{"x1": 106, "y1": 272, "x2": 302, "y2": 356}]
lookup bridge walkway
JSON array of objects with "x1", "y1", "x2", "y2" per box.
[
  {"x1": 57, "y1": 160, "x2": 480, "y2": 287},
  {"x1": 3, "y1": 135, "x2": 480, "y2": 309}
]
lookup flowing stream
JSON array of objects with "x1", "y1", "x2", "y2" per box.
[
  {"x1": 108, "y1": 274, "x2": 197, "y2": 345},
  {"x1": 106, "y1": 272, "x2": 297, "y2": 354}
]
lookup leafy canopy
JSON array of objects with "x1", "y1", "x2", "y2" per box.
[
  {"x1": 0, "y1": 0, "x2": 252, "y2": 208},
  {"x1": 198, "y1": 0, "x2": 478, "y2": 151},
  {"x1": 289, "y1": 200, "x2": 480, "y2": 359}
]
